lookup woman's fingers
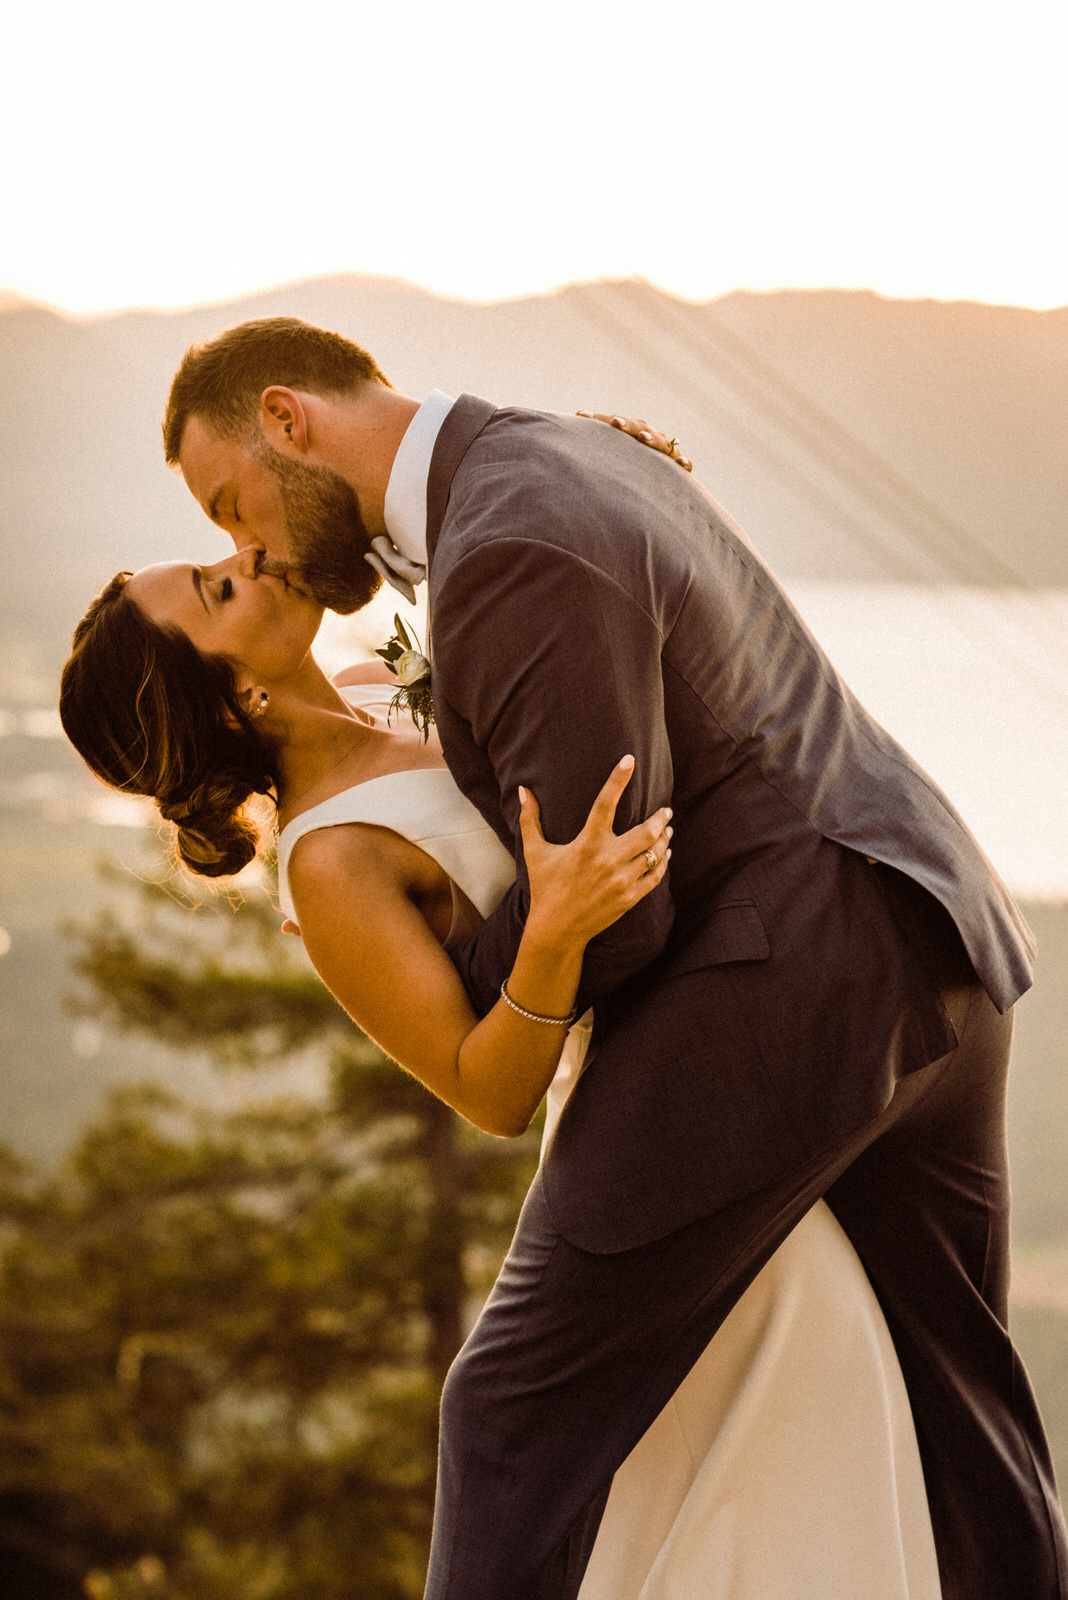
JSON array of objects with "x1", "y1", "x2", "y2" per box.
[
  {"x1": 525, "y1": 757, "x2": 671, "y2": 856},
  {"x1": 585, "y1": 754, "x2": 636, "y2": 830},
  {"x1": 632, "y1": 824, "x2": 673, "y2": 876},
  {"x1": 633, "y1": 842, "x2": 671, "y2": 895},
  {"x1": 616, "y1": 806, "x2": 673, "y2": 858},
  {"x1": 520, "y1": 758, "x2": 637, "y2": 858},
  {"x1": 576, "y1": 411, "x2": 692, "y2": 471},
  {"x1": 577, "y1": 757, "x2": 673, "y2": 863},
  {"x1": 627, "y1": 835, "x2": 671, "y2": 899},
  {"x1": 558, "y1": 754, "x2": 638, "y2": 847},
  {"x1": 577, "y1": 411, "x2": 651, "y2": 438},
  {"x1": 517, "y1": 783, "x2": 545, "y2": 849},
  {"x1": 518, "y1": 759, "x2": 673, "y2": 945},
  {"x1": 521, "y1": 758, "x2": 672, "y2": 899}
]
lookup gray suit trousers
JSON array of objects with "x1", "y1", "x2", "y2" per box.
[{"x1": 425, "y1": 886, "x2": 1068, "y2": 1600}]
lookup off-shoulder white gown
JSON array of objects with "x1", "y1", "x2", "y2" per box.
[{"x1": 277, "y1": 684, "x2": 942, "y2": 1600}]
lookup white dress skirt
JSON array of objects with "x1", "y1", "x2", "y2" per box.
[{"x1": 278, "y1": 683, "x2": 943, "y2": 1600}]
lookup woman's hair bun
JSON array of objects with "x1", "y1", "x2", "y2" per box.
[{"x1": 161, "y1": 787, "x2": 261, "y2": 879}]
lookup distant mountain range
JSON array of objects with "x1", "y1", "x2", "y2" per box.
[{"x1": 3, "y1": 274, "x2": 1068, "y2": 686}]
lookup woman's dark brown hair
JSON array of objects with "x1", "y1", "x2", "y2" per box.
[{"x1": 59, "y1": 573, "x2": 278, "y2": 877}]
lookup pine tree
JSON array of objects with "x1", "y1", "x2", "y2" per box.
[{"x1": 0, "y1": 854, "x2": 539, "y2": 1598}]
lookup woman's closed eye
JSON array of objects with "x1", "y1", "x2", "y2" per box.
[{"x1": 219, "y1": 577, "x2": 233, "y2": 601}]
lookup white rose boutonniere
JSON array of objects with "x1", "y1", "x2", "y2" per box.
[
  {"x1": 376, "y1": 614, "x2": 435, "y2": 741},
  {"x1": 393, "y1": 648, "x2": 431, "y2": 688}
]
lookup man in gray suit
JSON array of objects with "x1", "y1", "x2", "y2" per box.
[{"x1": 164, "y1": 318, "x2": 1067, "y2": 1600}]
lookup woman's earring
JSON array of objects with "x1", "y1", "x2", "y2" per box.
[{"x1": 258, "y1": 692, "x2": 270, "y2": 715}]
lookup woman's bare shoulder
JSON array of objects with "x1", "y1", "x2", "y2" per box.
[
  {"x1": 288, "y1": 816, "x2": 410, "y2": 889},
  {"x1": 287, "y1": 818, "x2": 445, "y2": 925}
]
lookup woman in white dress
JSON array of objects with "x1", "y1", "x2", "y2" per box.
[{"x1": 59, "y1": 523, "x2": 942, "y2": 1597}]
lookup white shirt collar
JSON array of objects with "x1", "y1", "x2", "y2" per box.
[{"x1": 382, "y1": 389, "x2": 456, "y2": 565}]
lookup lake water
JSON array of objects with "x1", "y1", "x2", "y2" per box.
[
  {"x1": 314, "y1": 582, "x2": 1068, "y2": 900},
  {"x1": 785, "y1": 585, "x2": 1068, "y2": 899}
]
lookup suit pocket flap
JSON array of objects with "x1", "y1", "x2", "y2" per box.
[{"x1": 667, "y1": 901, "x2": 770, "y2": 976}]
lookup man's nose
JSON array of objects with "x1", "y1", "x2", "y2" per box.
[
  {"x1": 206, "y1": 546, "x2": 262, "y2": 580},
  {"x1": 236, "y1": 545, "x2": 264, "y2": 577}
]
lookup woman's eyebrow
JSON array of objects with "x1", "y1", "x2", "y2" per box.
[{"x1": 191, "y1": 568, "x2": 209, "y2": 612}]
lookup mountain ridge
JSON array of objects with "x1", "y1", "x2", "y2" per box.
[{"x1": 3, "y1": 274, "x2": 1067, "y2": 684}]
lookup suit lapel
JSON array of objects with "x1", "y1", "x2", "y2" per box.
[{"x1": 425, "y1": 393, "x2": 497, "y2": 566}]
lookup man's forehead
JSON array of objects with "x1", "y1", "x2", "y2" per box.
[{"x1": 178, "y1": 417, "x2": 247, "y2": 507}]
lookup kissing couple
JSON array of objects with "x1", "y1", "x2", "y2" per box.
[{"x1": 61, "y1": 317, "x2": 1068, "y2": 1600}]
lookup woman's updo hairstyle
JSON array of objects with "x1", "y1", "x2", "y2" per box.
[{"x1": 59, "y1": 572, "x2": 278, "y2": 877}]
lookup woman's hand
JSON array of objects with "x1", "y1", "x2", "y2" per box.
[
  {"x1": 576, "y1": 411, "x2": 693, "y2": 472},
  {"x1": 288, "y1": 759, "x2": 670, "y2": 1140},
  {"x1": 519, "y1": 755, "x2": 671, "y2": 951}
]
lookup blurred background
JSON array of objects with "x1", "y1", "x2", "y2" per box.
[{"x1": 1, "y1": 2, "x2": 1067, "y2": 1595}]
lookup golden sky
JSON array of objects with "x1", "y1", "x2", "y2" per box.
[{"x1": 2, "y1": 0, "x2": 1066, "y2": 314}]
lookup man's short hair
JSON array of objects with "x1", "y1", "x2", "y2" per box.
[{"x1": 163, "y1": 317, "x2": 392, "y2": 463}]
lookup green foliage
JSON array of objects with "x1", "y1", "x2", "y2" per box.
[
  {"x1": 63, "y1": 861, "x2": 344, "y2": 1065},
  {"x1": 0, "y1": 852, "x2": 539, "y2": 1597}
]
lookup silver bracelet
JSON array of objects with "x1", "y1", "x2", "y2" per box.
[{"x1": 500, "y1": 979, "x2": 578, "y2": 1028}]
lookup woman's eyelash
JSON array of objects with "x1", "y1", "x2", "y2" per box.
[{"x1": 220, "y1": 578, "x2": 233, "y2": 601}]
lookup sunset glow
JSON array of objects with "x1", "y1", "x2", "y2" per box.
[{"x1": 2, "y1": 0, "x2": 1066, "y2": 316}]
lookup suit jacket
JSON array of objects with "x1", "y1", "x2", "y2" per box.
[{"x1": 426, "y1": 395, "x2": 1035, "y2": 1253}]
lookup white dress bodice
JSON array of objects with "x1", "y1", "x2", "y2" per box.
[{"x1": 277, "y1": 685, "x2": 515, "y2": 926}]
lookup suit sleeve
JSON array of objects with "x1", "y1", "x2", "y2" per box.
[{"x1": 432, "y1": 535, "x2": 676, "y2": 1017}]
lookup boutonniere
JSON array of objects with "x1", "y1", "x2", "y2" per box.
[{"x1": 376, "y1": 614, "x2": 435, "y2": 742}]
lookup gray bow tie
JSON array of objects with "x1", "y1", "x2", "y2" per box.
[{"x1": 365, "y1": 535, "x2": 427, "y2": 606}]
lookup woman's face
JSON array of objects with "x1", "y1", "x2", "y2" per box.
[{"x1": 126, "y1": 546, "x2": 325, "y2": 689}]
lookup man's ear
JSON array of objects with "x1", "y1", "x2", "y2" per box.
[{"x1": 260, "y1": 387, "x2": 309, "y2": 453}]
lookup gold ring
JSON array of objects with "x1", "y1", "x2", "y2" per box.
[
  {"x1": 668, "y1": 437, "x2": 680, "y2": 457},
  {"x1": 642, "y1": 848, "x2": 658, "y2": 875}
]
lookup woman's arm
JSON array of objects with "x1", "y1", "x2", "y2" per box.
[{"x1": 288, "y1": 760, "x2": 670, "y2": 1137}]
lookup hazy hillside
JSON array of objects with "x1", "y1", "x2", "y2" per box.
[{"x1": 3, "y1": 275, "x2": 1068, "y2": 686}]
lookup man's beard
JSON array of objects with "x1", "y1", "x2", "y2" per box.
[{"x1": 259, "y1": 445, "x2": 383, "y2": 614}]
